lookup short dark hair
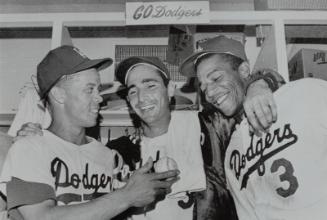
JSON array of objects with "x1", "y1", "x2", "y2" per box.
[
  {"x1": 195, "y1": 53, "x2": 244, "y2": 72},
  {"x1": 157, "y1": 70, "x2": 170, "y2": 87}
]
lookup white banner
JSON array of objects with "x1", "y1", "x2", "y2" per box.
[{"x1": 126, "y1": 1, "x2": 210, "y2": 25}]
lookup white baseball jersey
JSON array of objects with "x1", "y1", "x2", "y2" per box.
[
  {"x1": 0, "y1": 130, "x2": 123, "y2": 219},
  {"x1": 225, "y1": 78, "x2": 327, "y2": 220},
  {"x1": 132, "y1": 111, "x2": 206, "y2": 220}
]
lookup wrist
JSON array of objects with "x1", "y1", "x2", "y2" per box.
[
  {"x1": 246, "y1": 70, "x2": 279, "y2": 94},
  {"x1": 102, "y1": 187, "x2": 132, "y2": 211},
  {"x1": 246, "y1": 78, "x2": 269, "y2": 96},
  {"x1": 261, "y1": 73, "x2": 278, "y2": 91},
  {"x1": 117, "y1": 186, "x2": 134, "y2": 208},
  {"x1": 248, "y1": 79, "x2": 269, "y2": 89}
]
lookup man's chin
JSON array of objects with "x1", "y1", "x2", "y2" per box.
[
  {"x1": 142, "y1": 115, "x2": 160, "y2": 124},
  {"x1": 84, "y1": 116, "x2": 98, "y2": 127},
  {"x1": 140, "y1": 110, "x2": 155, "y2": 119},
  {"x1": 84, "y1": 122, "x2": 97, "y2": 128},
  {"x1": 218, "y1": 104, "x2": 237, "y2": 118}
]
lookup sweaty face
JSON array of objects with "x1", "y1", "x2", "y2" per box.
[
  {"x1": 126, "y1": 65, "x2": 170, "y2": 125},
  {"x1": 62, "y1": 68, "x2": 103, "y2": 128},
  {"x1": 196, "y1": 54, "x2": 245, "y2": 117}
]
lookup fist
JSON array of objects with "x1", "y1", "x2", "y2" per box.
[{"x1": 154, "y1": 157, "x2": 178, "y2": 173}]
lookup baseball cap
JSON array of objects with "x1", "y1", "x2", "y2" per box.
[
  {"x1": 115, "y1": 56, "x2": 170, "y2": 86},
  {"x1": 37, "y1": 45, "x2": 113, "y2": 99},
  {"x1": 179, "y1": 35, "x2": 247, "y2": 77}
]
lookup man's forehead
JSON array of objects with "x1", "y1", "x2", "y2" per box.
[
  {"x1": 196, "y1": 55, "x2": 232, "y2": 79},
  {"x1": 64, "y1": 68, "x2": 100, "y2": 85},
  {"x1": 126, "y1": 64, "x2": 162, "y2": 86}
]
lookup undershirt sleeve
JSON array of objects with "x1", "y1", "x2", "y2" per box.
[
  {"x1": 0, "y1": 137, "x2": 56, "y2": 212},
  {"x1": 7, "y1": 177, "x2": 55, "y2": 211}
]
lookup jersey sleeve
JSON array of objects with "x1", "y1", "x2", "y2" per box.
[{"x1": 0, "y1": 138, "x2": 56, "y2": 211}]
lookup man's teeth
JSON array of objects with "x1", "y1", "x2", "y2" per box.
[
  {"x1": 141, "y1": 105, "x2": 154, "y2": 110},
  {"x1": 216, "y1": 93, "x2": 228, "y2": 105}
]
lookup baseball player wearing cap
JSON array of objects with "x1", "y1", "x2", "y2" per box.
[
  {"x1": 180, "y1": 36, "x2": 284, "y2": 131},
  {"x1": 11, "y1": 45, "x2": 282, "y2": 220},
  {"x1": 115, "y1": 56, "x2": 206, "y2": 220},
  {"x1": 112, "y1": 50, "x2": 283, "y2": 220},
  {"x1": 180, "y1": 35, "x2": 286, "y2": 220},
  {"x1": 0, "y1": 46, "x2": 179, "y2": 220},
  {"x1": 186, "y1": 40, "x2": 327, "y2": 219}
]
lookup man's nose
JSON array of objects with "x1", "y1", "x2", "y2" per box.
[
  {"x1": 137, "y1": 88, "x2": 147, "y2": 102},
  {"x1": 94, "y1": 92, "x2": 103, "y2": 104}
]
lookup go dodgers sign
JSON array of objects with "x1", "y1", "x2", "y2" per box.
[{"x1": 126, "y1": 1, "x2": 210, "y2": 25}]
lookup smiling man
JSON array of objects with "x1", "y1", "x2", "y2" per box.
[
  {"x1": 124, "y1": 61, "x2": 174, "y2": 137},
  {"x1": 197, "y1": 53, "x2": 247, "y2": 117},
  {"x1": 0, "y1": 46, "x2": 179, "y2": 220},
  {"x1": 10, "y1": 47, "x2": 283, "y2": 220},
  {"x1": 194, "y1": 52, "x2": 327, "y2": 220},
  {"x1": 115, "y1": 56, "x2": 207, "y2": 220},
  {"x1": 113, "y1": 54, "x2": 283, "y2": 220},
  {"x1": 178, "y1": 36, "x2": 327, "y2": 220}
]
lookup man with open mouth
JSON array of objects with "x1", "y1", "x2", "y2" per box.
[
  {"x1": 0, "y1": 46, "x2": 179, "y2": 220},
  {"x1": 113, "y1": 51, "x2": 282, "y2": 220}
]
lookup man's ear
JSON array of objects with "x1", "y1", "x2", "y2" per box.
[
  {"x1": 238, "y1": 61, "x2": 251, "y2": 79},
  {"x1": 49, "y1": 86, "x2": 65, "y2": 104},
  {"x1": 167, "y1": 81, "x2": 176, "y2": 100}
]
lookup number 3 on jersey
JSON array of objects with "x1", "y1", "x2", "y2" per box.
[{"x1": 270, "y1": 158, "x2": 299, "y2": 198}]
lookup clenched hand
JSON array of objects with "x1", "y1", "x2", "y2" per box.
[
  {"x1": 122, "y1": 157, "x2": 180, "y2": 208},
  {"x1": 244, "y1": 79, "x2": 277, "y2": 136}
]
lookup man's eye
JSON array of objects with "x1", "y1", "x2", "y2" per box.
[
  {"x1": 86, "y1": 88, "x2": 93, "y2": 93},
  {"x1": 128, "y1": 90, "x2": 136, "y2": 96},
  {"x1": 147, "y1": 84, "x2": 156, "y2": 89},
  {"x1": 213, "y1": 75, "x2": 222, "y2": 82}
]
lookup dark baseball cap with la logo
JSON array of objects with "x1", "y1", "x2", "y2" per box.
[
  {"x1": 179, "y1": 35, "x2": 247, "y2": 77},
  {"x1": 37, "y1": 45, "x2": 113, "y2": 99}
]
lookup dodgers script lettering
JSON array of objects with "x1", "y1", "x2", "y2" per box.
[
  {"x1": 51, "y1": 157, "x2": 113, "y2": 204},
  {"x1": 133, "y1": 4, "x2": 202, "y2": 20},
  {"x1": 229, "y1": 123, "x2": 298, "y2": 189}
]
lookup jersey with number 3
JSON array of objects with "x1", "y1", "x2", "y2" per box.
[{"x1": 225, "y1": 78, "x2": 327, "y2": 220}]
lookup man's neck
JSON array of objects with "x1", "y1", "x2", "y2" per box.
[
  {"x1": 48, "y1": 120, "x2": 87, "y2": 145},
  {"x1": 142, "y1": 113, "x2": 171, "y2": 138}
]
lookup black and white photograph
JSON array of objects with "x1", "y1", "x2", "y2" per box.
[{"x1": 0, "y1": 0, "x2": 327, "y2": 219}]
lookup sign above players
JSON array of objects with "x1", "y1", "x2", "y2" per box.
[{"x1": 125, "y1": 1, "x2": 210, "y2": 25}]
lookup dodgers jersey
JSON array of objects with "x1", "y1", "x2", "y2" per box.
[
  {"x1": 131, "y1": 111, "x2": 206, "y2": 220},
  {"x1": 0, "y1": 130, "x2": 123, "y2": 219},
  {"x1": 225, "y1": 78, "x2": 327, "y2": 220}
]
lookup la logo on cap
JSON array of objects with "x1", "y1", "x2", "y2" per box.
[{"x1": 73, "y1": 47, "x2": 88, "y2": 59}]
